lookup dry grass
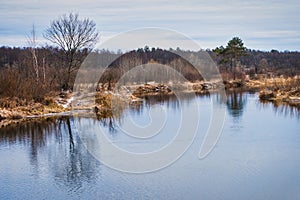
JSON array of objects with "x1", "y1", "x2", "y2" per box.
[{"x1": 94, "y1": 92, "x2": 127, "y2": 118}]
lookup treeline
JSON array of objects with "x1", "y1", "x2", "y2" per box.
[
  {"x1": 99, "y1": 47, "x2": 203, "y2": 84},
  {"x1": 2, "y1": 46, "x2": 300, "y2": 76},
  {"x1": 209, "y1": 49, "x2": 300, "y2": 78},
  {"x1": 0, "y1": 46, "x2": 89, "y2": 101},
  {"x1": 1, "y1": 45, "x2": 300, "y2": 101},
  {"x1": 239, "y1": 49, "x2": 300, "y2": 76}
]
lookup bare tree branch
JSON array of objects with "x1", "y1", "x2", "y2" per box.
[{"x1": 44, "y1": 13, "x2": 98, "y2": 90}]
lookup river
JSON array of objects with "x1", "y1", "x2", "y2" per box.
[{"x1": 0, "y1": 91, "x2": 299, "y2": 199}]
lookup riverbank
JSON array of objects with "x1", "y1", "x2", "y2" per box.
[
  {"x1": 259, "y1": 88, "x2": 300, "y2": 106},
  {"x1": 255, "y1": 77, "x2": 300, "y2": 108},
  {"x1": 1, "y1": 77, "x2": 299, "y2": 127},
  {"x1": 0, "y1": 90, "x2": 130, "y2": 127},
  {"x1": 0, "y1": 93, "x2": 69, "y2": 127},
  {"x1": 221, "y1": 77, "x2": 300, "y2": 108}
]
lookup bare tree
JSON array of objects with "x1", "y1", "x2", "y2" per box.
[
  {"x1": 27, "y1": 24, "x2": 40, "y2": 83},
  {"x1": 44, "y1": 13, "x2": 99, "y2": 90}
]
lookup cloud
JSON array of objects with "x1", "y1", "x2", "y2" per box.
[
  {"x1": 0, "y1": 0, "x2": 299, "y2": 51},
  {"x1": 97, "y1": 28, "x2": 202, "y2": 52}
]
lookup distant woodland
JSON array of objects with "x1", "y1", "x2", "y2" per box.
[
  {"x1": 0, "y1": 45, "x2": 300, "y2": 101},
  {"x1": 1, "y1": 12, "x2": 300, "y2": 104}
]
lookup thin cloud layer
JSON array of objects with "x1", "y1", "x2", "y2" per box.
[{"x1": 0, "y1": 0, "x2": 299, "y2": 51}]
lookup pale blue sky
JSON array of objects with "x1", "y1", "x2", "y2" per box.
[{"x1": 0, "y1": 0, "x2": 299, "y2": 51}]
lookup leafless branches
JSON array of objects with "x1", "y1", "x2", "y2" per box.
[{"x1": 44, "y1": 13, "x2": 99, "y2": 90}]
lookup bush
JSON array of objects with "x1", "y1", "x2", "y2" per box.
[{"x1": 0, "y1": 68, "x2": 48, "y2": 103}]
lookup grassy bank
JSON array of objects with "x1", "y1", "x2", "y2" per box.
[
  {"x1": 1, "y1": 77, "x2": 299, "y2": 127},
  {"x1": 256, "y1": 77, "x2": 300, "y2": 108}
]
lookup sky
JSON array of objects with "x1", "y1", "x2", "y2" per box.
[{"x1": 0, "y1": 0, "x2": 299, "y2": 51}]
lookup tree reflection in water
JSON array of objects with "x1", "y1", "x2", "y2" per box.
[
  {"x1": 258, "y1": 99, "x2": 300, "y2": 119},
  {"x1": 98, "y1": 117, "x2": 117, "y2": 134},
  {"x1": 0, "y1": 117, "x2": 100, "y2": 190},
  {"x1": 226, "y1": 89, "x2": 247, "y2": 118},
  {"x1": 0, "y1": 92, "x2": 298, "y2": 193},
  {"x1": 99, "y1": 93, "x2": 188, "y2": 135}
]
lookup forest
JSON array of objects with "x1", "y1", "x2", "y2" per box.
[
  {"x1": 1, "y1": 45, "x2": 300, "y2": 100},
  {"x1": 0, "y1": 13, "x2": 299, "y2": 106}
]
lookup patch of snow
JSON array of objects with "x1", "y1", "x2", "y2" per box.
[{"x1": 62, "y1": 96, "x2": 74, "y2": 108}]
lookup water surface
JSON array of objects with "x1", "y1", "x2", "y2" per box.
[{"x1": 0, "y1": 92, "x2": 299, "y2": 199}]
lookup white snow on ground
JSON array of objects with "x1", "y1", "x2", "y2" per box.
[
  {"x1": 55, "y1": 94, "x2": 74, "y2": 109},
  {"x1": 62, "y1": 96, "x2": 74, "y2": 108}
]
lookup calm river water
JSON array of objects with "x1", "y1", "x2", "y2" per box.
[{"x1": 0, "y1": 91, "x2": 299, "y2": 200}]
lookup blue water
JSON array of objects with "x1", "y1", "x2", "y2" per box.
[{"x1": 0, "y1": 92, "x2": 299, "y2": 200}]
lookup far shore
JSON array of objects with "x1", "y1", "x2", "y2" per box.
[{"x1": 1, "y1": 77, "x2": 299, "y2": 127}]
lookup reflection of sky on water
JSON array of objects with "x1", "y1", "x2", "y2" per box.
[{"x1": 0, "y1": 92, "x2": 299, "y2": 199}]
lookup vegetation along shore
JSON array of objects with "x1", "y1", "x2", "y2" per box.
[{"x1": 1, "y1": 13, "x2": 299, "y2": 126}]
